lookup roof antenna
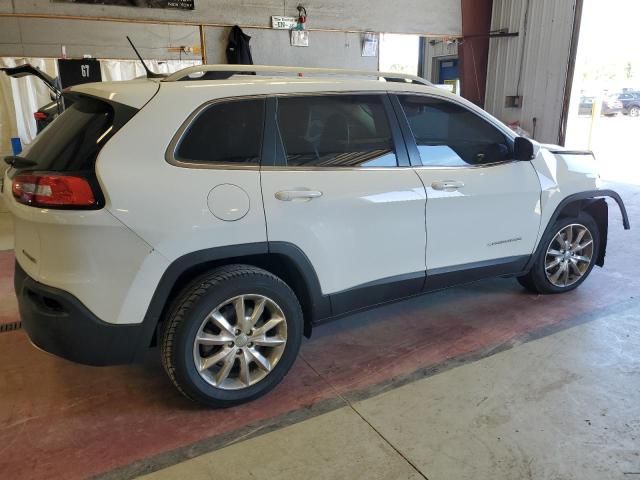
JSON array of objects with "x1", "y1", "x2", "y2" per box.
[{"x1": 126, "y1": 36, "x2": 166, "y2": 79}]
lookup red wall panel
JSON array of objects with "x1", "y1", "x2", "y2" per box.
[{"x1": 459, "y1": 0, "x2": 493, "y2": 106}]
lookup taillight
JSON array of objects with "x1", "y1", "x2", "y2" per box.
[
  {"x1": 12, "y1": 174, "x2": 96, "y2": 208},
  {"x1": 34, "y1": 112, "x2": 48, "y2": 120}
]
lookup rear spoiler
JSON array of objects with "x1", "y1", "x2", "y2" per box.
[{"x1": 1, "y1": 64, "x2": 61, "y2": 97}]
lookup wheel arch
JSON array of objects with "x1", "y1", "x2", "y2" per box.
[
  {"x1": 135, "y1": 242, "x2": 331, "y2": 358},
  {"x1": 525, "y1": 189, "x2": 630, "y2": 273},
  {"x1": 556, "y1": 197, "x2": 608, "y2": 267},
  {"x1": 550, "y1": 190, "x2": 630, "y2": 231}
]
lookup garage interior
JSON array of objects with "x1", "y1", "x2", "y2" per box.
[{"x1": 0, "y1": 1, "x2": 638, "y2": 479}]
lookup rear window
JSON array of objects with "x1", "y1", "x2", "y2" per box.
[{"x1": 24, "y1": 95, "x2": 136, "y2": 172}]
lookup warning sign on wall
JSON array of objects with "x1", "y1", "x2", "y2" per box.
[{"x1": 51, "y1": 1, "x2": 195, "y2": 10}]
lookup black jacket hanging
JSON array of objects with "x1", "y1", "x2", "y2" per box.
[{"x1": 226, "y1": 25, "x2": 254, "y2": 66}]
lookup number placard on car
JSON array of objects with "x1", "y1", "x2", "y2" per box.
[{"x1": 57, "y1": 59, "x2": 102, "y2": 89}]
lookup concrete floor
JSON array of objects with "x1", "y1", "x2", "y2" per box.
[
  {"x1": 0, "y1": 181, "x2": 638, "y2": 480},
  {"x1": 140, "y1": 307, "x2": 640, "y2": 480}
]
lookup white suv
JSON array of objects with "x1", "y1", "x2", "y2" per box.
[{"x1": 3, "y1": 66, "x2": 630, "y2": 407}]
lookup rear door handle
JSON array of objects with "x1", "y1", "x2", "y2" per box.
[
  {"x1": 275, "y1": 189, "x2": 323, "y2": 201},
  {"x1": 431, "y1": 180, "x2": 464, "y2": 192}
]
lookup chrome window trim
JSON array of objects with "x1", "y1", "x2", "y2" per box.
[
  {"x1": 165, "y1": 90, "x2": 521, "y2": 171},
  {"x1": 166, "y1": 91, "x2": 403, "y2": 170},
  {"x1": 411, "y1": 160, "x2": 520, "y2": 170},
  {"x1": 260, "y1": 165, "x2": 415, "y2": 172},
  {"x1": 272, "y1": 90, "x2": 389, "y2": 98}
]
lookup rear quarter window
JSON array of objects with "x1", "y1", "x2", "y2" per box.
[{"x1": 173, "y1": 98, "x2": 265, "y2": 165}]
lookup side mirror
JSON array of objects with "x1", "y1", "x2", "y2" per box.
[{"x1": 513, "y1": 136, "x2": 534, "y2": 161}]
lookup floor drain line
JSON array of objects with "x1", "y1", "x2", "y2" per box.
[{"x1": 0, "y1": 321, "x2": 22, "y2": 333}]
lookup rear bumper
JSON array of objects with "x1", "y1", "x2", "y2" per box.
[{"x1": 15, "y1": 261, "x2": 145, "y2": 366}]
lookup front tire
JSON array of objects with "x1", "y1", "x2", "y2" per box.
[
  {"x1": 518, "y1": 212, "x2": 600, "y2": 294},
  {"x1": 629, "y1": 106, "x2": 640, "y2": 117},
  {"x1": 161, "y1": 265, "x2": 303, "y2": 407}
]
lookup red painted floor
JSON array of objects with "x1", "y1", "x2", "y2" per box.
[{"x1": 0, "y1": 183, "x2": 638, "y2": 479}]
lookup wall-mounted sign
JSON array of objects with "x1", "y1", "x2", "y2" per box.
[
  {"x1": 271, "y1": 16, "x2": 297, "y2": 30},
  {"x1": 57, "y1": 59, "x2": 102, "y2": 89},
  {"x1": 361, "y1": 32, "x2": 378, "y2": 57},
  {"x1": 290, "y1": 30, "x2": 309, "y2": 47},
  {"x1": 51, "y1": 0, "x2": 194, "y2": 10}
]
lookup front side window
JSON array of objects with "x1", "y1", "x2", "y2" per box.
[
  {"x1": 175, "y1": 98, "x2": 265, "y2": 164},
  {"x1": 276, "y1": 95, "x2": 397, "y2": 168},
  {"x1": 398, "y1": 95, "x2": 511, "y2": 167}
]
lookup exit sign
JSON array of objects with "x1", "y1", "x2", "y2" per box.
[{"x1": 271, "y1": 16, "x2": 297, "y2": 30}]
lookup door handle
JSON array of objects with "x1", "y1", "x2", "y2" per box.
[
  {"x1": 431, "y1": 180, "x2": 464, "y2": 192},
  {"x1": 275, "y1": 189, "x2": 323, "y2": 201}
]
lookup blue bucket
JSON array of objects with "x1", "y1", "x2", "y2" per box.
[{"x1": 11, "y1": 137, "x2": 22, "y2": 156}]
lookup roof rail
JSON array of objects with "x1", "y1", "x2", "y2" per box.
[{"x1": 162, "y1": 64, "x2": 432, "y2": 86}]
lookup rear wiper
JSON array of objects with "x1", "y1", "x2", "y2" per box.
[{"x1": 4, "y1": 156, "x2": 37, "y2": 169}]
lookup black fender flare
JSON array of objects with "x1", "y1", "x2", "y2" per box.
[
  {"x1": 548, "y1": 189, "x2": 630, "y2": 230},
  {"x1": 523, "y1": 189, "x2": 630, "y2": 273},
  {"x1": 134, "y1": 241, "x2": 330, "y2": 358}
]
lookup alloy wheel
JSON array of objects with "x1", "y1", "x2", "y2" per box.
[
  {"x1": 193, "y1": 294, "x2": 288, "y2": 390},
  {"x1": 544, "y1": 223, "x2": 594, "y2": 288}
]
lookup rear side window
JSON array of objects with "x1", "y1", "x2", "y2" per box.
[
  {"x1": 175, "y1": 99, "x2": 265, "y2": 165},
  {"x1": 276, "y1": 95, "x2": 397, "y2": 168},
  {"x1": 24, "y1": 95, "x2": 132, "y2": 172},
  {"x1": 398, "y1": 95, "x2": 511, "y2": 167}
]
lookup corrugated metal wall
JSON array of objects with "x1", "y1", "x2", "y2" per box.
[{"x1": 485, "y1": 0, "x2": 577, "y2": 144}]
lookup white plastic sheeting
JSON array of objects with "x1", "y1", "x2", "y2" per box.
[
  {"x1": 484, "y1": 0, "x2": 577, "y2": 145},
  {"x1": 0, "y1": 58, "x2": 58, "y2": 146}
]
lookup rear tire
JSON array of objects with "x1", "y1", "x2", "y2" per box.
[
  {"x1": 160, "y1": 265, "x2": 303, "y2": 407},
  {"x1": 518, "y1": 212, "x2": 600, "y2": 294}
]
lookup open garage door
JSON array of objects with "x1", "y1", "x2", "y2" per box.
[{"x1": 564, "y1": 0, "x2": 640, "y2": 185}]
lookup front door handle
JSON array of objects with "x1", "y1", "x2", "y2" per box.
[
  {"x1": 431, "y1": 180, "x2": 464, "y2": 192},
  {"x1": 275, "y1": 189, "x2": 323, "y2": 201}
]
